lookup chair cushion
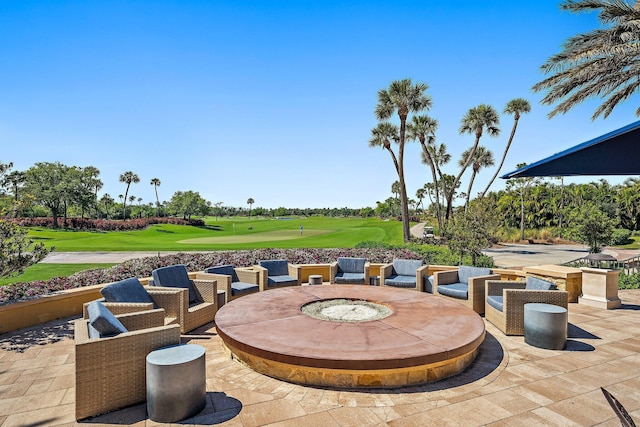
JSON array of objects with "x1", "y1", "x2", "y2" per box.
[
  {"x1": 152, "y1": 264, "x2": 199, "y2": 304},
  {"x1": 487, "y1": 295, "x2": 504, "y2": 312},
  {"x1": 205, "y1": 265, "x2": 239, "y2": 282},
  {"x1": 385, "y1": 275, "x2": 417, "y2": 288},
  {"x1": 87, "y1": 301, "x2": 127, "y2": 339},
  {"x1": 267, "y1": 275, "x2": 297, "y2": 287},
  {"x1": 100, "y1": 277, "x2": 157, "y2": 308},
  {"x1": 335, "y1": 272, "x2": 366, "y2": 284},
  {"x1": 259, "y1": 260, "x2": 290, "y2": 277},
  {"x1": 525, "y1": 276, "x2": 557, "y2": 291},
  {"x1": 337, "y1": 257, "x2": 366, "y2": 273},
  {"x1": 437, "y1": 283, "x2": 468, "y2": 299},
  {"x1": 231, "y1": 281, "x2": 259, "y2": 295},
  {"x1": 424, "y1": 275, "x2": 435, "y2": 293},
  {"x1": 457, "y1": 266, "x2": 491, "y2": 285},
  {"x1": 392, "y1": 259, "x2": 423, "y2": 277}
]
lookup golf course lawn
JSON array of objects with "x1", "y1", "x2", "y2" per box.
[{"x1": 26, "y1": 216, "x2": 405, "y2": 251}]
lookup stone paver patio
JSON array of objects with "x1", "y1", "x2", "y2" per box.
[{"x1": 3, "y1": 290, "x2": 640, "y2": 426}]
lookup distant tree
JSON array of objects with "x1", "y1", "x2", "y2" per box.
[
  {"x1": 247, "y1": 198, "x2": 255, "y2": 219},
  {"x1": 4, "y1": 170, "x2": 25, "y2": 203},
  {"x1": 446, "y1": 199, "x2": 498, "y2": 266},
  {"x1": 24, "y1": 162, "x2": 69, "y2": 228},
  {"x1": 506, "y1": 163, "x2": 540, "y2": 240},
  {"x1": 150, "y1": 178, "x2": 161, "y2": 216},
  {"x1": 119, "y1": 171, "x2": 140, "y2": 220},
  {"x1": 374, "y1": 78, "x2": 432, "y2": 243},
  {"x1": 169, "y1": 191, "x2": 210, "y2": 219},
  {"x1": 415, "y1": 188, "x2": 426, "y2": 212},
  {"x1": 574, "y1": 203, "x2": 615, "y2": 253},
  {"x1": 213, "y1": 201, "x2": 224, "y2": 221},
  {"x1": 100, "y1": 193, "x2": 114, "y2": 220},
  {"x1": 532, "y1": 0, "x2": 640, "y2": 119},
  {"x1": 391, "y1": 181, "x2": 401, "y2": 203},
  {"x1": 481, "y1": 98, "x2": 530, "y2": 197}
]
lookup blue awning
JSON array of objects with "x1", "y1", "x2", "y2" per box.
[{"x1": 501, "y1": 120, "x2": 640, "y2": 178}]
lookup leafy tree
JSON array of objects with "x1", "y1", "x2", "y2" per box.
[
  {"x1": 374, "y1": 78, "x2": 432, "y2": 242},
  {"x1": 0, "y1": 217, "x2": 51, "y2": 278},
  {"x1": 247, "y1": 197, "x2": 254, "y2": 219},
  {"x1": 533, "y1": 0, "x2": 640, "y2": 119},
  {"x1": 574, "y1": 203, "x2": 615, "y2": 252},
  {"x1": 100, "y1": 193, "x2": 114, "y2": 219},
  {"x1": 481, "y1": 98, "x2": 530, "y2": 197},
  {"x1": 119, "y1": 171, "x2": 140, "y2": 220},
  {"x1": 150, "y1": 178, "x2": 161, "y2": 216},
  {"x1": 505, "y1": 163, "x2": 540, "y2": 240},
  {"x1": 169, "y1": 191, "x2": 210, "y2": 219},
  {"x1": 446, "y1": 199, "x2": 499, "y2": 266},
  {"x1": 212, "y1": 201, "x2": 224, "y2": 221},
  {"x1": 24, "y1": 162, "x2": 69, "y2": 228}
]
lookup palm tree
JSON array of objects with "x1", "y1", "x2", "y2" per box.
[
  {"x1": 391, "y1": 181, "x2": 401, "y2": 202},
  {"x1": 446, "y1": 105, "x2": 500, "y2": 221},
  {"x1": 150, "y1": 178, "x2": 161, "y2": 217},
  {"x1": 408, "y1": 114, "x2": 442, "y2": 231},
  {"x1": 415, "y1": 187, "x2": 426, "y2": 213},
  {"x1": 369, "y1": 122, "x2": 400, "y2": 174},
  {"x1": 247, "y1": 198, "x2": 254, "y2": 219},
  {"x1": 375, "y1": 79, "x2": 432, "y2": 243},
  {"x1": 480, "y1": 98, "x2": 530, "y2": 198},
  {"x1": 533, "y1": 0, "x2": 640, "y2": 119},
  {"x1": 459, "y1": 146, "x2": 495, "y2": 209},
  {"x1": 119, "y1": 171, "x2": 140, "y2": 220}
]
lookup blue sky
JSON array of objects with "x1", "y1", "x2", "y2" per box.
[{"x1": 1, "y1": 1, "x2": 637, "y2": 210}]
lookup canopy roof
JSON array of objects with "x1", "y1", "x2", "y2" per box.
[{"x1": 501, "y1": 120, "x2": 640, "y2": 179}]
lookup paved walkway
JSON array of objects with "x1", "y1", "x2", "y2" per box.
[{"x1": 2, "y1": 290, "x2": 640, "y2": 425}]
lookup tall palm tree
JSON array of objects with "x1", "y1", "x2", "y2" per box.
[
  {"x1": 459, "y1": 146, "x2": 495, "y2": 209},
  {"x1": 446, "y1": 105, "x2": 500, "y2": 221},
  {"x1": 375, "y1": 79, "x2": 432, "y2": 242},
  {"x1": 415, "y1": 187, "x2": 426, "y2": 212},
  {"x1": 391, "y1": 181, "x2": 401, "y2": 202},
  {"x1": 247, "y1": 198, "x2": 254, "y2": 219},
  {"x1": 150, "y1": 178, "x2": 161, "y2": 216},
  {"x1": 119, "y1": 171, "x2": 140, "y2": 220},
  {"x1": 408, "y1": 114, "x2": 442, "y2": 231},
  {"x1": 480, "y1": 98, "x2": 530, "y2": 198},
  {"x1": 533, "y1": 0, "x2": 640, "y2": 119}
]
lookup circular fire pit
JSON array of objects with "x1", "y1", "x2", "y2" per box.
[{"x1": 215, "y1": 285, "x2": 485, "y2": 388}]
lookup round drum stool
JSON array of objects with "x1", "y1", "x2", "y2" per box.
[
  {"x1": 146, "y1": 344, "x2": 206, "y2": 422},
  {"x1": 308, "y1": 275, "x2": 323, "y2": 285},
  {"x1": 524, "y1": 303, "x2": 567, "y2": 350}
]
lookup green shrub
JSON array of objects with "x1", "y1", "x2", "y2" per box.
[
  {"x1": 619, "y1": 271, "x2": 640, "y2": 289},
  {"x1": 610, "y1": 229, "x2": 633, "y2": 246}
]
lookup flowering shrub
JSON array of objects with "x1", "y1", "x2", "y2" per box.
[
  {"x1": 10, "y1": 217, "x2": 205, "y2": 231},
  {"x1": 0, "y1": 248, "x2": 426, "y2": 304}
]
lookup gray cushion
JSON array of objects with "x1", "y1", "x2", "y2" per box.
[
  {"x1": 437, "y1": 282, "x2": 468, "y2": 299},
  {"x1": 100, "y1": 277, "x2": 156, "y2": 308},
  {"x1": 152, "y1": 264, "x2": 199, "y2": 304},
  {"x1": 457, "y1": 266, "x2": 491, "y2": 285},
  {"x1": 392, "y1": 259, "x2": 423, "y2": 277},
  {"x1": 335, "y1": 272, "x2": 366, "y2": 284},
  {"x1": 424, "y1": 275, "x2": 435, "y2": 293},
  {"x1": 87, "y1": 301, "x2": 127, "y2": 338},
  {"x1": 525, "y1": 276, "x2": 557, "y2": 291},
  {"x1": 267, "y1": 275, "x2": 297, "y2": 287},
  {"x1": 337, "y1": 257, "x2": 366, "y2": 274},
  {"x1": 259, "y1": 260, "x2": 290, "y2": 277},
  {"x1": 231, "y1": 282, "x2": 259, "y2": 295},
  {"x1": 487, "y1": 295, "x2": 504, "y2": 312},
  {"x1": 385, "y1": 275, "x2": 417, "y2": 288},
  {"x1": 205, "y1": 265, "x2": 239, "y2": 282}
]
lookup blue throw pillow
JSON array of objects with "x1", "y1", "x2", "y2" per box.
[
  {"x1": 101, "y1": 277, "x2": 156, "y2": 308},
  {"x1": 152, "y1": 264, "x2": 199, "y2": 304},
  {"x1": 525, "y1": 276, "x2": 557, "y2": 291},
  {"x1": 87, "y1": 300, "x2": 127, "y2": 338},
  {"x1": 205, "y1": 265, "x2": 239, "y2": 282}
]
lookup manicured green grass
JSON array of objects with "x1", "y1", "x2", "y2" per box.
[
  {"x1": 27, "y1": 216, "x2": 405, "y2": 251},
  {"x1": 0, "y1": 263, "x2": 115, "y2": 286}
]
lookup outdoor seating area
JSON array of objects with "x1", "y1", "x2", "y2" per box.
[{"x1": 2, "y1": 288, "x2": 640, "y2": 425}]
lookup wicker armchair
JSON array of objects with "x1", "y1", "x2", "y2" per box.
[
  {"x1": 75, "y1": 309, "x2": 181, "y2": 420},
  {"x1": 380, "y1": 259, "x2": 429, "y2": 291},
  {"x1": 434, "y1": 266, "x2": 500, "y2": 314},
  {"x1": 151, "y1": 265, "x2": 218, "y2": 333},
  {"x1": 201, "y1": 265, "x2": 259, "y2": 303},
  {"x1": 485, "y1": 278, "x2": 569, "y2": 335},
  {"x1": 330, "y1": 257, "x2": 370, "y2": 285},
  {"x1": 254, "y1": 260, "x2": 302, "y2": 291}
]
